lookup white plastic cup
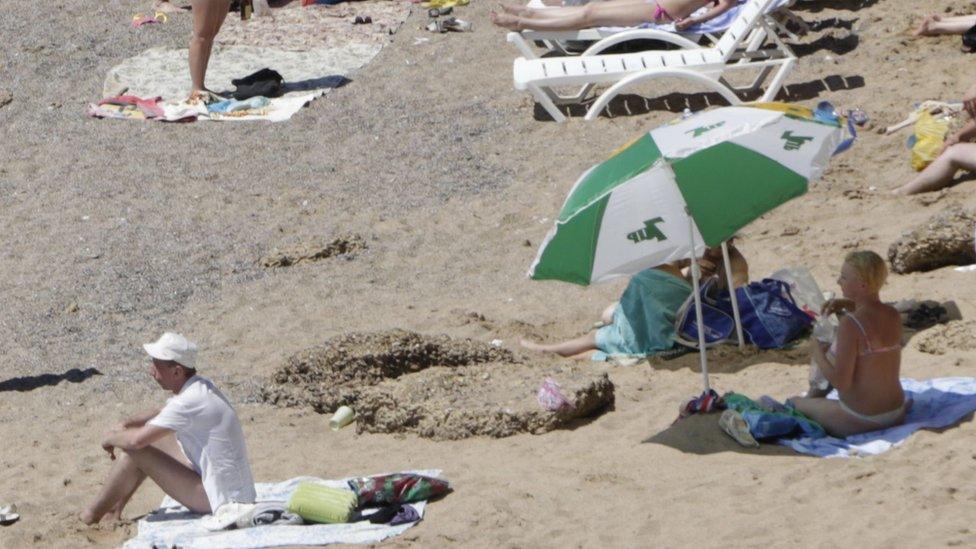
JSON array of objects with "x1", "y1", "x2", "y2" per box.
[{"x1": 329, "y1": 406, "x2": 355, "y2": 431}]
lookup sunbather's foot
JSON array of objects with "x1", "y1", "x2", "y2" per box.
[
  {"x1": 519, "y1": 338, "x2": 549, "y2": 353},
  {"x1": 499, "y1": 1, "x2": 531, "y2": 16},
  {"x1": 490, "y1": 11, "x2": 522, "y2": 30},
  {"x1": 912, "y1": 14, "x2": 940, "y2": 36}
]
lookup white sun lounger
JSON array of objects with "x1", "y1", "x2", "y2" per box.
[
  {"x1": 511, "y1": 0, "x2": 795, "y2": 122},
  {"x1": 507, "y1": 0, "x2": 803, "y2": 59}
]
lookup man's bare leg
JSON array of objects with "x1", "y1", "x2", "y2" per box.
[{"x1": 81, "y1": 436, "x2": 208, "y2": 524}]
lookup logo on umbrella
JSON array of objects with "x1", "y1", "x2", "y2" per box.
[
  {"x1": 781, "y1": 131, "x2": 814, "y2": 151},
  {"x1": 685, "y1": 121, "x2": 725, "y2": 138},
  {"x1": 627, "y1": 217, "x2": 667, "y2": 244}
]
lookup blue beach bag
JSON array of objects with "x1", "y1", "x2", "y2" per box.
[
  {"x1": 719, "y1": 279, "x2": 813, "y2": 349},
  {"x1": 674, "y1": 278, "x2": 736, "y2": 348},
  {"x1": 676, "y1": 278, "x2": 812, "y2": 349}
]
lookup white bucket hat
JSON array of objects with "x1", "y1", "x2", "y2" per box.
[{"x1": 143, "y1": 332, "x2": 198, "y2": 370}]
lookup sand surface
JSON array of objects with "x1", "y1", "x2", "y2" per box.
[{"x1": 2, "y1": 0, "x2": 976, "y2": 546}]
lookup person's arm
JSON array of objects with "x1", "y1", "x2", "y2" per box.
[
  {"x1": 821, "y1": 298, "x2": 855, "y2": 316},
  {"x1": 707, "y1": 246, "x2": 748, "y2": 291},
  {"x1": 811, "y1": 317, "x2": 857, "y2": 391},
  {"x1": 120, "y1": 407, "x2": 165, "y2": 429},
  {"x1": 675, "y1": 0, "x2": 737, "y2": 30},
  {"x1": 942, "y1": 119, "x2": 976, "y2": 153},
  {"x1": 101, "y1": 424, "x2": 173, "y2": 459},
  {"x1": 963, "y1": 82, "x2": 976, "y2": 119}
]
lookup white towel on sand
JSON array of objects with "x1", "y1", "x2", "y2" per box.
[
  {"x1": 124, "y1": 470, "x2": 440, "y2": 549},
  {"x1": 781, "y1": 378, "x2": 976, "y2": 458}
]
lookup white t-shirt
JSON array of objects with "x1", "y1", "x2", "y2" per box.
[{"x1": 148, "y1": 376, "x2": 256, "y2": 512}]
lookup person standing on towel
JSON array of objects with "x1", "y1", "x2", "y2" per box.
[
  {"x1": 188, "y1": 0, "x2": 234, "y2": 101},
  {"x1": 80, "y1": 332, "x2": 256, "y2": 524}
]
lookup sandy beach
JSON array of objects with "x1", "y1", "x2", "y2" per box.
[{"x1": 2, "y1": 0, "x2": 976, "y2": 546}]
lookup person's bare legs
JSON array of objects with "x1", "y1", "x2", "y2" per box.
[
  {"x1": 789, "y1": 397, "x2": 897, "y2": 438},
  {"x1": 492, "y1": 0, "x2": 656, "y2": 31},
  {"x1": 81, "y1": 436, "x2": 209, "y2": 525},
  {"x1": 521, "y1": 332, "x2": 597, "y2": 357},
  {"x1": 892, "y1": 143, "x2": 976, "y2": 195},
  {"x1": 913, "y1": 14, "x2": 976, "y2": 36},
  {"x1": 189, "y1": 0, "x2": 233, "y2": 97}
]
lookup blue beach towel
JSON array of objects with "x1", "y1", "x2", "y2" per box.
[{"x1": 781, "y1": 378, "x2": 976, "y2": 458}]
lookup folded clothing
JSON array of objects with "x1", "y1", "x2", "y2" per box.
[
  {"x1": 724, "y1": 392, "x2": 825, "y2": 440},
  {"x1": 231, "y1": 68, "x2": 283, "y2": 100},
  {"x1": 207, "y1": 96, "x2": 271, "y2": 114}
]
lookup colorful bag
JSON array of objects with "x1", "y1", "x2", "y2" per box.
[
  {"x1": 674, "y1": 278, "x2": 736, "y2": 348},
  {"x1": 676, "y1": 278, "x2": 812, "y2": 349},
  {"x1": 722, "y1": 279, "x2": 813, "y2": 349},
  {"x1": 347, "y1": 474, "x2": 450, "y2": 507},
  {"x1": 910, "y1": 111, "x2": 950, "y2": 171}
]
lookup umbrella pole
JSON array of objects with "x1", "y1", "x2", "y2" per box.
[
  {"x1": 721, "y1": 242, "x2": 745, "y2": 349},
  {"x1": 687, "y1": 216, "x2": 710, "y2": 392}
]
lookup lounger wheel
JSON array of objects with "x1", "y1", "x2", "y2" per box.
[{"x1": 584, "y1": 69, "x2": 742, "y2": 122}]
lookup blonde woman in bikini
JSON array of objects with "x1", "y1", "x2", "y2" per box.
[
  {"x1": 491, "y1": 0, "x2": 736, "y2": 32},
  {"x1": 789, "y1": 251, "x2": 909, "y2": 437}
]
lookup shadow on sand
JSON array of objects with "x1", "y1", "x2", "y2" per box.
[
  {"x1": 642, "y1": 414, "x2": 801, "y2": 456},
  {"x1": 0, "y1": 367, "x2": 102, "y2": 393},
  {"x1": 535, "y1": 74, "x2": 866, "y2": 120}
]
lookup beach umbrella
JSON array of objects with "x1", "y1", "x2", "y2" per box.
[{"x1": 528, "y1": 102, "x2": 847, "y2": 392}]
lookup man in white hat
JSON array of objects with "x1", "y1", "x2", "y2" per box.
[{"x1": 81, "y1": 332, "x2": 256, "y2": 524}]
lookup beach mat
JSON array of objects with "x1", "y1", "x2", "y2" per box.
[
  {"x1": 780, "y1": 378, "x2": 976, "y2": 458},
  {"x1": 104, "y1": 43, "x2": 379, "y2": 99},
  {"x1": 123, "y1": 470, "x2": 440, "y2": 549}
]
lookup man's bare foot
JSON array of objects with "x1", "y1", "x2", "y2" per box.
[
  {"x1": 912, "y1": 14, "x2": 940, "y2": 36},
  {"x1": 490, "y1": 11, "x2": 522, "y2": 30}
]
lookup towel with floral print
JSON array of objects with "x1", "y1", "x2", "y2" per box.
[{"x1": 347, "y1": 474, "x2": 450, "y2": 507}]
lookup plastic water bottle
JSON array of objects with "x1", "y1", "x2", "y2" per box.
[
  {"x1": 681, "y1": 108, "x2": 693, "y2": 119},
  {"x1": 808, "y1": 313, "x2": 837, "y2": 392}
]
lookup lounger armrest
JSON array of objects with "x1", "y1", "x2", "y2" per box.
[
  {"x1": 579, "y1": 29, "x2": 702, "y2": 56},
  {"x1": 516, "y1": 29, "x2": 607, "y2": 42}
]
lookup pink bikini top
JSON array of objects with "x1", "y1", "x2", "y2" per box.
[{"x1": 846, "y1": 314, "x2": 901, "y2": 356}]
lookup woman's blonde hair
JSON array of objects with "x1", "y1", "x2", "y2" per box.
[{"x1": 844, "y1": 250, "x2": 887, "y2": 293}]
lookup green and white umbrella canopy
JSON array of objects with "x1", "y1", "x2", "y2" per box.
[{"x1": 528, "y1": 103, "x2": 845, "y2": 285}]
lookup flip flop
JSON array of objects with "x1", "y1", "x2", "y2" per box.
[
  {"x1": 0, "y1": 504, "x2": 19, "y2": 526},
  {"x1": 719, "y1": 409, "x2": 759, "y2": 448},
  {"x1": 441, "y1": 17, "x2": 472, "y2": 32}
]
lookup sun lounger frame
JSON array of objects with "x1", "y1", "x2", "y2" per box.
[{"x1": 510, "y1": 0, "x2": 796, "y2": 122}]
